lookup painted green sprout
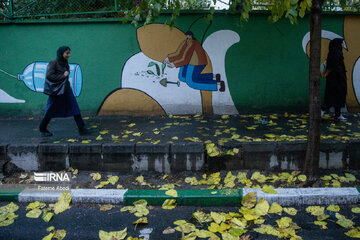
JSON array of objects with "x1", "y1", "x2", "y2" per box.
[{"x1": 147, "y1": 61, "x2": 166, "y2": 76}]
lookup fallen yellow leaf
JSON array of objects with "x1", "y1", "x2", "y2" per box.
[{"x1": 241, "y1": 192, "x2": 257, "y2": 208}]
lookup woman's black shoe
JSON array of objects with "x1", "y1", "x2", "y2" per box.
[
  {"x1": 79, "y1": 126, "x2": 92, "y2": 135},
  {"x1": 40, "y1": 129, "x2": 53, "y2": 137}
]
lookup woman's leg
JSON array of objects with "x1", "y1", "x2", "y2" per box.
[
  {"x1": 74, "y1": 114, "x2": 85, "y2": 129},
  {"x1": 74, "y1": 114, "x2": 92, "y2": 134},
  {"x1": 334, "y1": 106, "x2": 341, "y2": 118},
  {"x1": 39, "y1": 117, "x2": 53, "y2": 136},
  {"x1": 39, "y1": 117, "x2": 51, "y2": 131}
]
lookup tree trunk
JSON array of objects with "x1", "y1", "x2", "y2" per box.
[{"x1": 304, "y1": 0, "x2": 323, "y2": 175}]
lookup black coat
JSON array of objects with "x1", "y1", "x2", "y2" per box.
[
  {"x1": 324, "y1": 50, "x2": 347, "y2": 108},
  {"x1": 44, "y1": 59, "x2": 71, "y2": 96}
]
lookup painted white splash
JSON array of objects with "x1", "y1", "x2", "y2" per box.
[
  {"x1": 0, "y1": 89, "x2": 25, "y2": 103},
  {"x1": 121, "y1": 30, "x2": 240, "y2": 115},
  {"x1": 121, "y1": 52, "x2": 202, "y2": 115},
  {"x1": 203, "y1": 30, "x2": 240, "y2": 115},
  {"x1": 353, "y1": 58, "x2": 360, "y2": 105},
  {"x1": 302, "y1": 30, "x2": 347, "y2": 54}
]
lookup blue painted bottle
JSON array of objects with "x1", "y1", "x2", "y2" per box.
[{"x1": 17, "y1": 62, "x2": 82, "y2": 97}]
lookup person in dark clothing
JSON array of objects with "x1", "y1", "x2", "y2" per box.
[
  {"x1": 321, "y1": 38, "x2": 347, "y2": 121},
  {"x1": 39, "y1": 46, "x2": 91, "y2": 137}
]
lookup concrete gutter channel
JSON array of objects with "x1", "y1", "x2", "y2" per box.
[
  {"x1": 0, "y1": 188, "x2": 360, "y2": 206},
  {"x1": 1, "y1": 140, "x2": 360, "y2": 173}
]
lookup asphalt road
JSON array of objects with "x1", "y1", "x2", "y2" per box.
[{"x1": 1, "y1": 202, "x2": 360, "y2": 240}]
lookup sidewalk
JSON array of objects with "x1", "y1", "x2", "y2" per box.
[{"x1": 1, "y1": 113, "x2": 360, "y2": 172}]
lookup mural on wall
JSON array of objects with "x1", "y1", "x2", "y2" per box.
[
  {"x1": 0, "y1": 89, "x2": 25, "y2": 103},
  {"x1": 301, "y1": 15, "x2": 360, "y2": 112},
  {"x1": 0, "y1": 62, "x2": 83, "y2": 103},
  {"x1": 98, "y1": 23, "x2": 240, "y2": 116}
]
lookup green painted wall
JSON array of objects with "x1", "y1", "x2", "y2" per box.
[{"x1": 0, "y1": 13, "x2": 346, "y2": 116}]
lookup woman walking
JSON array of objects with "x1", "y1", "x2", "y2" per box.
[
  {"x1": 39, "y1": 46, "x2": 91, "y2": 137},
  {"x1": 321, "y1": 38, "x2": 347, "y2": 121}
]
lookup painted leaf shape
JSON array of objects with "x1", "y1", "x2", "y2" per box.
[
  {"x1": 148, "y1": 62, "x2": 156, "y2": 67},
  {"x1": 161, "y1": 62, "x2": 166, "y2": 74},
  {"x1": 147, "y1": 70, "x2": 155, "y2": 75}
]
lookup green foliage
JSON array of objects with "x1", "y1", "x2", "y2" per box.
[
  {"x1": 0, "y1": 0, "x2": 358, "y2": 21},
  {"x1": 123, "y1": 0, "x2": 359, "y2": 28}
]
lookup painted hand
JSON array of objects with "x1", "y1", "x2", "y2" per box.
[
  {"x1": 64, "y1": 71, "x2": 70, "y2": 77},
  {"x1": 163, "y1": 57, "x2": 170, "y2": 64},
  {"x1": 168, "y1": 62, "x2": 175, "y2": 68}
]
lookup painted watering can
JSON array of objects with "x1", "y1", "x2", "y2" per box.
[{"x1": 17, "y1": 62, "x2": 82, "y2": 97}]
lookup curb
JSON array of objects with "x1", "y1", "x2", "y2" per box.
[
  {"x1": 1, "y1": 187, "x2": 360, "y2": 206},
  {"x1": 3, "y1": 140, "x2": 360, "y2": 172}
]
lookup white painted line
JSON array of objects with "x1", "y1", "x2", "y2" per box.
[
  {"x1": 18, "y1": 189, "x2": 128, "y2": 204},
  {"x1": 17, "y1": 188, "x2": 360, "y2": 206},
  {"x1": 71, "y1": 189, "x2": 128, "y2": 204},
  {"x1": 18, "y1": 189, "x2": 62, "y2": 202},
  {"x1": 243, "y1": 188, "x2": 360, "y2": 206}
]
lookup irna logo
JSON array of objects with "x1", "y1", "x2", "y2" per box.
[{"x1": 34, "y1": 172, "x2": 71, "y2": 182}]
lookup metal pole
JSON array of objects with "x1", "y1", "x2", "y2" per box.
[
  {"x1": 114, "y1": 0, "x2": 118, "y2": 11},
  {"x1": 8, "y1": 0, "x2": 13, "y2": 17}
]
